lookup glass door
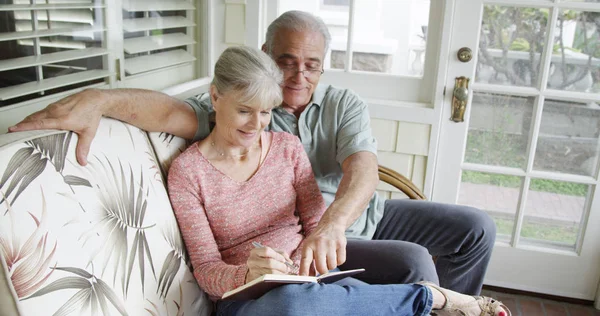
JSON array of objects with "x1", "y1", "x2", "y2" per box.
[{"x1": 434, "y1": 0, "x2": 600, "y2": 299}]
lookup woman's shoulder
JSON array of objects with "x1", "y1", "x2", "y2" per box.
[
  {"x1": 169, "y1": 141, "x2": 203, "y2": 172},
  {"x1": 271, "y1": 131, "x2": 301, "y2": 146},
  {"x1": 267, "y1": 132, "x2": 304, "y2": 163}
]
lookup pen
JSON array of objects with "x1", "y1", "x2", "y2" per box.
[{"x1": 252, "y1": 241, "x2": 299, "y2": 275}]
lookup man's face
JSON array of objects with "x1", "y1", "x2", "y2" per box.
[{"x1": 269, "y1": 29, "x2": 326, "y2": 111}]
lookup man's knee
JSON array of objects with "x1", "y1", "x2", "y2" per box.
[
  {"x1": 473, "y1": 207, "x2": 496, "y2": 237},
  {"x1": 399, "y1": 243, "x2": 438, "y2": 282},
  {"x1": 353, "y1": 241, "x2": 437, "y2": 284},
  {"x1": 460, "y1": 206, "x2": 497, "y2": 248}
]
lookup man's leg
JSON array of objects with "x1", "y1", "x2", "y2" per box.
[
  {"x1": 373, "y1": 199, "x2": 496, "y2": 295},
  {"x1": 339, "y1": 239, "x2": 439, "y2": 285}
]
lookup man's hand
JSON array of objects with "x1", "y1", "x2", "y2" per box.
[
  {"x1": 8, "y1": 89, "x2": 108, "y2": 166},
  {"x1": 299, "y1": 222, "x2": 347, "y2": 276},
  {"x1": 245, "y1": 246, "x2": 295, "y2": 283}
]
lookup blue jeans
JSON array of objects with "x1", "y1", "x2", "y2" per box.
[{"x1": 215, "y1": 281, "x2": 433, "y2": 316}]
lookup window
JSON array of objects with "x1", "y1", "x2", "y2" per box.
[
  {"x1": 0, "y1": 0, "x2": 204, "y2": 109},
  {"x1": 320, "y1": 0, "x2": 349, "y2": 11},
  {"x1": 278, "y1": 0, "x2": 431, "y2": 76},
  {"x1": 121, "y1": 0, "x2": 197, "y2": 77},
  {"x1": 323, "y1": 0, "x2": 349, "y2": 6},
  {"x1": 0, "y1": 0, "x2": 109, "y2": 107}
]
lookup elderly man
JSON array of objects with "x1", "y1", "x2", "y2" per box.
[{"x1": 9, "y1": 10, "x2": 496, "y2": 295}]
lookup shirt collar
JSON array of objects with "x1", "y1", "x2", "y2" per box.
[{"x1": 309, "y1": 84, "x2": 327, "y2": 108}]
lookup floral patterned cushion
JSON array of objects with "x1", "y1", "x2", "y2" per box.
[
  {"x1": 146, "y1": 132, "x2": 188, "y2": 179},
  {"x1": 0, "y1": 118, "x2": 212, "y2": 316}
]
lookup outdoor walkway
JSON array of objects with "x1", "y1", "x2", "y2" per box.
[{"x1": 459, "y1": 183, "x2": 586, "y2": 223}]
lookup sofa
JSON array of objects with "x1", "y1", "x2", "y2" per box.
[
  {"x1": 0, "y1": 118, "x2": 213, "y2": 316},
  {"x1": 0, "y1": 96, "x2": 425, "y2": 315}
]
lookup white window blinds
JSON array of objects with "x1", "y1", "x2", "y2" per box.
[
  {"x1": 121, "y1": 0, "x2": 196, "y2": 76},
  {"x1": 0, "y1": 0, "x2": 110, "y2": 106}
]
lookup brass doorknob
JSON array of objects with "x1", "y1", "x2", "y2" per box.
[
  {"x1": 454, "y1": 86, "x2": 468, "y2": 101},
  {"x1": 451, "y1": 76, "x2": 470, "y2": 122}
]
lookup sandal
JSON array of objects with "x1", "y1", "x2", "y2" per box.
[{"x1": 418, "y1": 281, "x2": 511, "y2": 316}]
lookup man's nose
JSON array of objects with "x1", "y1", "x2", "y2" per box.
[{"x1": 289, "y1": 69, "x2": 306, "y2": 82}]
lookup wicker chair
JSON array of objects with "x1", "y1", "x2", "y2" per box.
[
  {"x1": 378, "y1": 165, "x2": 426, "y2": 200},
  {"x1": 378, "y1": 165, "x2": 436, "y2": 262}
]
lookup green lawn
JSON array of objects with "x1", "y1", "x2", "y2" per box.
[
  {"x1": 464, "y1": 130, "x2": 589, "y2": 197},
  {"x1": 494, "y1": 216, "x2": 578, "y2": 245},
  {"x1": 462, "y1": 171, "x2": 588, "y2": 197}
]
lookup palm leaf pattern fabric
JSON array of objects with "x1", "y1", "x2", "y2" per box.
[
  {"x1": 25, "y1": 267, "x2": 128, "y2": 316},
  {"x1": 0, "y1": 189, "x2": 56, "y2": 298},
  {"x1": 0, "y1": 119, "x2": 210, "y2": 316},
  {"x1": 158, "y1": 223, "x2": 190, "y2": 300},
  {"x1": 0, "y1": 132, "x2": 91, "y2": 212},
  {"x1": 84, "y1": 156, "x2": 156, "y2": 297}
]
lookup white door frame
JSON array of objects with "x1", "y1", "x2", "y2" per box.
[{"x1": 433, "y1": 0, "x2": 600, "y2": 302}]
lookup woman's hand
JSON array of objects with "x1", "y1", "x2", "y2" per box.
[{"x1": 245, "y1": 246, "x2": 295, "y2": 284}]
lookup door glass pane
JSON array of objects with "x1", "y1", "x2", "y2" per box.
[
  {"x1": 465, "y1": 93, "x2": 534, "y2": 169},
  {"x1": 520, "y1": 179, "x2": 590, "y2": 249},
  {"x1": 459, "y1": 171, "x2": 522, "y2": 243},
  {"x1": 476, "y1": 6, "x2": 549, "y2": 87},
  {"x1": 547, "y1": 10, "x2": 600, "y2": 93},
  {"x1": 534, "y1": 99, "x2": 600, "y2": 177},
  {"x1": 277, "y1": 0, "x2": 430, "y2": 76}
]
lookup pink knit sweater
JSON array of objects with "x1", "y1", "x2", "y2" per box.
[{"x1": 167, "y1": 131, "x2": 326, "y2": 300}]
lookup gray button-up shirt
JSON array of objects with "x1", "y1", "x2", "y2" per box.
[{"x1": 185, "y1": 84, "x2": 385, "y2": 240}]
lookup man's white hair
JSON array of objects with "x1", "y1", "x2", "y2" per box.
[{"x1": 264, "y1": 10, "x2": 331, "y2": 57}]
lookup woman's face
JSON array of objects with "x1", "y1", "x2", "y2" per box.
[{"x1": 211, "y1": 86, "x2": 272, "y2": 148}]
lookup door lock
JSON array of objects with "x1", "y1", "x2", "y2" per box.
[
  {"x1": 457, "y1": 47, "x2": 472, "y2": 62},
  {"x1": 451, "y1": 76, "x2": 470, "y2": 122}
]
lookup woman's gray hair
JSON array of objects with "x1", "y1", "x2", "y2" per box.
[
  {"x1": 212, "y1": 46, "x2": 283, "y2": 108},
  {"x1": 265, "y1": 10, "x2": 331, "y2": 56}
]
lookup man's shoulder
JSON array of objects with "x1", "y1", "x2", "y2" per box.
[
  {"x1": 321, "y1": 85, "x2": 362, "y2": 107},
  {"x1": 184, "y1": 93, "x2": 211, "y2": 107}
]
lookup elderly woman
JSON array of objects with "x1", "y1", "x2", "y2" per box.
[{"x1": 167, "y1": 46, "x2": 510, "y2": 316}]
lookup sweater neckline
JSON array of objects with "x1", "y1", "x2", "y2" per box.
[{"x1": 195, "y1": 131, "x2": 275, "y2": 184}]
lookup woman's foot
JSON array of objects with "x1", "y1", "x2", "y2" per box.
[{"x1": 421, "y1": 282, "x2": 511, "y2": 316}]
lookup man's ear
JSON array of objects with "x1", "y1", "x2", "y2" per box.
[{"x1": 261, "y1": 44, "x2": 267, "y2": 53}]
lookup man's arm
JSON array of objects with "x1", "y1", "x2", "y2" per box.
[
  {"x1": 8, "y1": 88, "x2": 197, "y2": 165},
  {"x1": 299, "y1": 151, "x2": 379, "y2": 275}
]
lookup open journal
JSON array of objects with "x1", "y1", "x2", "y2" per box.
[{"x1": 221, "y1": 268, "x2": 365, "y2": 301}]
